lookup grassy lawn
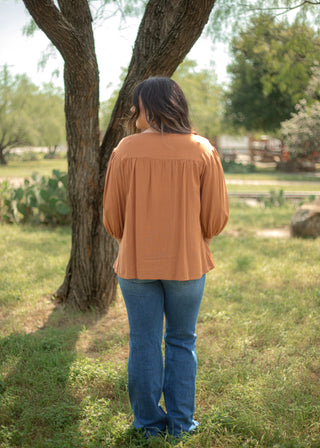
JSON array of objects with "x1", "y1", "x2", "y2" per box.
[
  {"x1": 0, "y1": 157, "x2": 68, "y2": 179},
  {"x1": 227, "y1": 183, "x2": 320, "y2": 193},
  {"x1": 225, "y1": 167, "x2": 320, "y2": 194},
  {"x1": 225, "y1": 168, "x2": 320, "y2": 182},
  {"x1": 1, "y1": 201, "x2": 320, "y2": 447}
]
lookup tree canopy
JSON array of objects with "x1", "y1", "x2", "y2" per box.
[
  {"x1": 224, "y1": 14, "x2": 320, "y2": 132},
  {"x1": 173, "y1": 60, "x2": 224, "y2": 140},
  {"x1": 36, "y1": 83, "x2": 66, "y2": 154}
]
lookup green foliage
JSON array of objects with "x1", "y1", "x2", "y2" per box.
[
  {"x1": 260, "y1": 189, "x2": 286, "y2": 207},
  {"x1": 173, "y1": 59, "x2": 224, "y2": 139},
  {"x1": 281, "y1": 100, "x2": 320, "y2": 159},
  {"x1": 35, "y1": 83, "x2": 66, "y2": 152},
  {"x1": 99, "y1": 91, "x2": 119, "y2": 131},
  {"x1": 0, "y1": 66, "x2": 65, "y2": 164},
  {"x1": 0, "y1": 66, "x2": 40, "y2": 157},
  {"x1": 208, "y1": 0, "x2": 320, "y2": 43},
  {"x1": 281, "y1": 65, "x2": 320, "y2": 159},
  {"x1": 1, "y1": 170, "x2": 70, "y2": 225},
  {"x1": 225, "y1": 14, "x2": 320, "y2": 132},
  {"x1": 221, "y1": 160, "x2": 256, "y2": 173},
  {"x1": 99, "y1": 67, "x2": 128, "y2": 130},
  {"x1": 0, "y1": 181, "x2": 12, "y2": 223}
]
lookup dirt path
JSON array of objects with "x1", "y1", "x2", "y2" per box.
[{"x1": 256, "y1": 227, "x2": 291, "y2": 238}]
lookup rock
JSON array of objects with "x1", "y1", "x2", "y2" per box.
[{"x1": 291, "y1": 199, "x2": 320, "y2": 238}]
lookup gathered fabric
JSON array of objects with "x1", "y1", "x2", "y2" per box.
[{"x1": 103, "y1": 132, "x2": 229, "y2": 280}]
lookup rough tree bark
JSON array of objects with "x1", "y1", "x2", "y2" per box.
[{"x1": 22, "y1": 0, "x2": 216, "y2": 311}]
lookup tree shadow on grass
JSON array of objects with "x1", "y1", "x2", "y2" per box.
[
  {"x1": 0, "y1": 301, "x2": 127, "y2": 448},
  {"x1": 0, "y1": 224, "x2": 138, "y2": 447}
]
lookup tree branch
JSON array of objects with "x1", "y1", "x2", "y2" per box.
[
  {"x1": 240, "y1": 0, "x2": 320, "y2": 16},
  {"x1": 22, "y1": 0, "x2": 92, "y2": 65},
  {"x1": 57, "y1": 0, "x2": 95, "y2": 52}
]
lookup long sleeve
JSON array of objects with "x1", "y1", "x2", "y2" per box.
[
  {"x1": 103, "y1": 152, "x2": 126, "y2": 240},
  {"x1": 200, "y1": 148, "x2": 229, "y2": 239}
]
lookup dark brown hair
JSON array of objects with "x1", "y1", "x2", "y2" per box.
[{"x1": 128, "y1": 77, "x2": 192, "y2": 134}]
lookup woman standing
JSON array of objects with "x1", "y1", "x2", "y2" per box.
[{"x1": 103, "y1": 77, "x2": 229, "y2": 438}]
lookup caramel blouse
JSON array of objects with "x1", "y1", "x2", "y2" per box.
[{"x1": 103, "y1": 132, "x2": 229, "y2": 280}]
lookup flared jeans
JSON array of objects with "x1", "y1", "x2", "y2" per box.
[{"x1": 118, "y1": 275, "x2": 206, "y2": 437}]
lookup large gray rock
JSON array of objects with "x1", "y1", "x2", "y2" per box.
[{"x1": 291, "y1": 199, "x2": 320, "y2": 238}]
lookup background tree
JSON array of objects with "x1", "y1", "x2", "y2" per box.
[
  {"x1": 173, "y1": 59, "x2": 224, "y2": 140},
  {"x1": 99, "y1": 68, "x2": 128, "y2": 133},
  {"x1": 0, "y1": 66, "x2": 65, "y2": 164},
  {"x1": 281, "y1": 64, "x2": 320, "y2": 162},
  {"x1": 224, "y1": 14, "x2": 320, "y2": 132},
  {"x1": 0, "y1": 66, "x2": 38, "y2": 164},
  {"x1": 208, "y1": 0, "x2": 320, "y2": 43},
  {"x1": 35, "y1": 83, "x2": 66, "y2": 156},
  {"x1": 22, "y1": 0, "x2": 216, "y2": 311},
  {"x1": 99, "y1": 89, "x2": 119, "y2": 135}
]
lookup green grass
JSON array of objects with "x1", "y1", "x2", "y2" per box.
[
  {"x1": 225, "y1": 165, "x2": 320, "y2": 182},
  {"x1": 0, "y1": 157, "x2": 68, "y2": 179},
  {"x1": 226, "y1": 198, "x2": 295, "y2": 233},
  {"x1": 225, "y1": 167, "x2": 320, "y2": 194},
  {"x1": 1, "y1": 200, "x2": 320, "y2": 447}
]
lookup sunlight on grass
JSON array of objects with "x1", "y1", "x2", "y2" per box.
[
  {"x1": 0, "y1": 157, "x2": 67, "y2": 179},
  {"x1": 0, "y1": 224, "x2": 71, "y2": 333},
  {"x1": 225, "y1": 167, "x2": 320, "y2": 182},
  {"x1": 0, "y1": 202, "x2": 320, "y2": 447}
]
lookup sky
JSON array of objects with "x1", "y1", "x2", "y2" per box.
[{"x1": 0, "y1": 1, "x2": 231, "y2": 102}]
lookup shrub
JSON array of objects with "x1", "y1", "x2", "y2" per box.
[
  {"x1": 281, "y1": 65, "x2": 320, "y2": 162},
  {"x1": 0, "y1": 180, "x2": 12, "y2": 222},
  {"x1": 0, "y1": 170, "x2": 70, "y2": 225},
  {"x1": 260, "y1": 189, "x2": 287, "y2": 208},
  {"x1": 221, "y1": 160, "x2": 256, "y2": 174}
]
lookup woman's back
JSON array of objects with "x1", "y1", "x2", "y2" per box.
[{"x1": 103, "y1": 132, "x2": 229, "y2": 280}]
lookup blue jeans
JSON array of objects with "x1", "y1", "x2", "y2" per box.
[{"x1": 118, "y1": 275, "x2": 206, "y2": 437}]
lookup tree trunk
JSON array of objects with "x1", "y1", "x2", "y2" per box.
[
  {"x1": 54, "y1": 59, "x2": 118, "y2": 310},
  {"x1": 0, "y1": 146, "x2": 7, "y2": 165},
  {"x1": 23, "y1": 0, "x2": 216, "y2": 311},
  {"x1": 23, "y1": 0, "x2": 118, "y2": 310}
]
